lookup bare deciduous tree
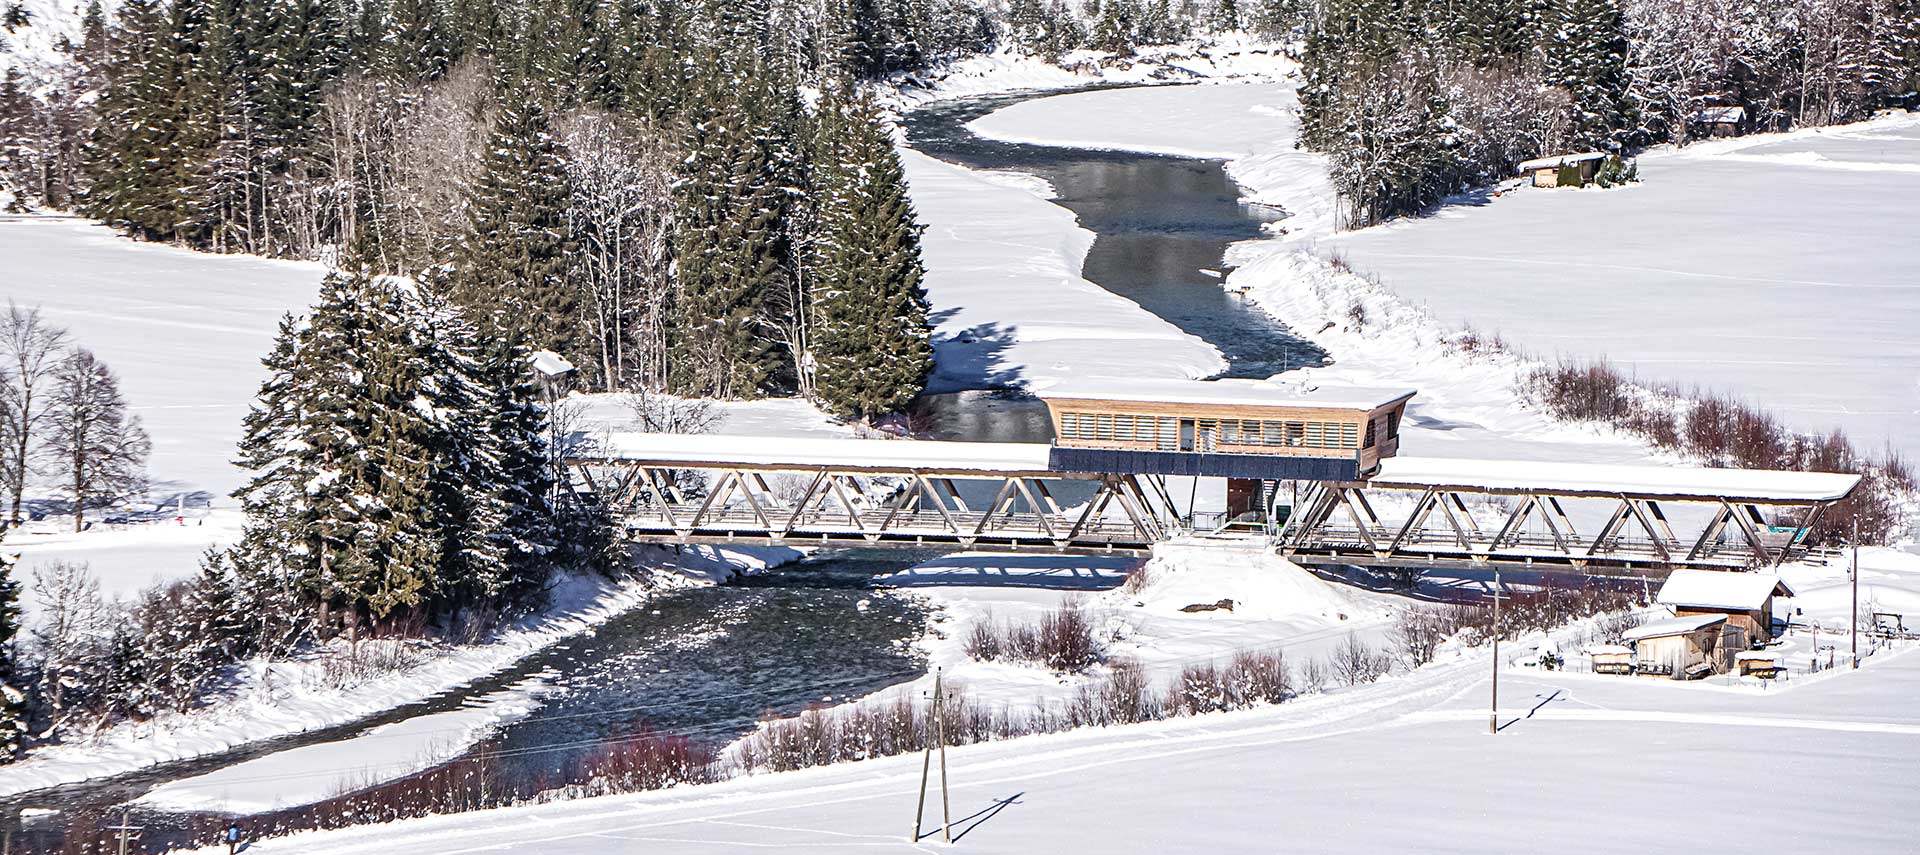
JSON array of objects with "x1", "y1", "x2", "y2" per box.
[
  {"x1": 41, "y1": 349, "x2": 149, "y2": 532},
  {"x1": 0, "y1": 302, "x2": 69, "y2": 525},
  {"x1": 562, "y1": 110, "x2": 677, "y2": 390}
]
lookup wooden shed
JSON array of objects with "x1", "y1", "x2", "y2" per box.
[
  {"x1": 1689, "y1": 106, "x2": 1746, "y2": 138},
  {"x1": 529, "y1": 349, "x2": 577, "y2": 403},
  {"x1": 1036, "y1": 378, "x2": 1417, "y2": 482},
  {"x1": 1517, "y1": 152, "x2": 1609, "y2": 188},
  {"x1": 1585, "y1": 644, "x2": 1633, "y2": 675},
  {"x1": 1656, "y1": 569, "x2": 1795, "y2": 645},
  {"x1": 1624, "y1": 613, "x2": 1729, "y2": 678}
]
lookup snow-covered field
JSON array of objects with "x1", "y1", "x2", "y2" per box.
[
  {"x1": 176, "y1": 546, "x2": 1920, "y2": 854},
  {"x1": 906, "y1": 150, "x2": 1225, "y2": 392},
  {"x1": 868, "y1": 543, "x2": 1396, "y2": 719},
  {"x1": 1316, "y1": 117, "x2": 1920, "y2": 462}
]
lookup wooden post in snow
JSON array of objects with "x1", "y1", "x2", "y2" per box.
[
  {"x1": 1852, "y1": 518, "x2": 1860, "y2": 670},
  {"x1": 912, "y1": 668, "x2": 955, "y2": 844},
  {"x1": 1489, "y1": 571, "x2": 1502, "y2": 735}
]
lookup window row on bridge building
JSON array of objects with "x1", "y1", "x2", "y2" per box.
[{"x1": 1056, "y1": 412, "x2": 1365, "y2": 452}]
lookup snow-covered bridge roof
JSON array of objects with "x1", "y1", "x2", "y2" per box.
[
  {"x1": 1657, "y1": 570, "x2": 1795, "y2": 611},
  {"x1": 575, "y1": 433, "x2": 1059, "y2": 476},
  {"x1": 1037, "y1": 377, "x2": 1416, "y2": 412},
  {"x1": 1369, "y1": 457, "x2": 1860, "y2": 504}
]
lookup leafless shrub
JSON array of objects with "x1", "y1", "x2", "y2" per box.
[
  {"x1": 1522, "y1": 355, "x2": 1911, "y2": 544},
  {"x1": 1224, "y1": 650, "x2": 1291, "y2": 706},
  {"x1": 1346, "y1": 301, "x2": 1368, "y2": 328},
  {"x1": 1593, "y1": 611, "x2": 1646, "y2": 645},
  {"x1": 627, "y1": 390, "x2": 720, "y2": 435},
  {"x1": 1120, "y1": 563, "x2": 1153, "y2": 596},
  {"x1": 964, "y1": 601, "x2": 1104, "y2": 673},
  {"x1": 1391, "y1": 607, "x2": 1448, "y2": 667},
  {"x1": 1298, "y1": 658, "x2": 1330, "y2": 694},
  {"x1": 1331, "y1": 635, "x2": 1393, "y2": 686}
]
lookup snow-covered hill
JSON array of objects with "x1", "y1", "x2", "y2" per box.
[{"x1": 0, "y1": 0, "x2": 95, "y2": 78}]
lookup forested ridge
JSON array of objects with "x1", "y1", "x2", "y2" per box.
[{"x1": 3, "y1": 0, "x2": 1915, "y2": 270}]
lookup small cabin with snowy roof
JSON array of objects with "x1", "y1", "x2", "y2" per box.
[
  {"x1": 1689, "y1": 106, "x2": 1746, "y2": 137},
  {"x1": 528, "y1": 349, "x2": 577, "y2": 402},
  {"x1": 1517, "y1": 152, "x2": 1609, "y2": 188},
  {"x1": 1656, "y1": 569, "x2": 1795, "y2": 645},
  {"x1": 1624, "y1": 613, "x2": 1730, "y2": 678}
]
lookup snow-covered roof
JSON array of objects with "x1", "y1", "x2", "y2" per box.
[
  {"x1": 529, "y1": 350, "x2": 576, "y2": 377},
  {"x1": 1623, "y1": 613, "x2": 1728, "y2": 642},
  {"x1": 1037, "y1": 377, "x2": 1416, "y2": 412},
  {"x1": 1657, "y1": 570, "x2": 1794, "y2": 611},
  {"x1": 578, "y1": 433, "x2": 1057, "y2": 475},
  {"x1": 1735, "y1": 650, "x2": 1780, "y2": 662},
  {"x1": 1692, "y1": 106, "x2": 1746, "y2": 123},
  {"x1": 1517, "y1": 151, "x2": 1609, "y2": 172},
  {"x1": 1584, "y1": 644, "x2": 1633, "y2": 656},
  {"x1": 1368, "y1": 457, "x2": 1860, "y2": 504}
]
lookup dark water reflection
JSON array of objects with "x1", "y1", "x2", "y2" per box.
[{"x1": 902, "y1": 88, "x2": 1330, "y2": 383}]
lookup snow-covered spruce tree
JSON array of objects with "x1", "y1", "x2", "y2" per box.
[
  {"x1": 80, "y1": 0, "x2": 179, "y2": 238},
  {"x1": 232, "y1": 269, "x2": 571, "y2": 634},
  {"x1": 42, "y1": 349, "x2": 150, "y2": 533},
  {"x1": 0, "y1": 536, "x2": 24, "y2": 761},
  {"x1": 1090, "y1": 0, "x2": 1139, "y2": 54},
  {"x1": 666, "y1": 5, "x2": 801, "y2": 399},
  {"x1": 804, "y1": 87, "x2": 933, "y2": 423},
  {"x1": 437, "y1": 77, "x2": 589, "y2": 381},
  {"x1": 1543, "y1": 0, "x2": 1633, "y2": 150},
  {"x1": 230, "y1": 271, "x2": 442, "y2": 627}
]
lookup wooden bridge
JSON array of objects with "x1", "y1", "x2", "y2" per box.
[{"x1": 566, "y1": 433, "x2": 1858, "y2": 572}]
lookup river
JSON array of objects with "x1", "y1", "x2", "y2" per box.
[{"x1": 0, "y1": 83, "x2": 1327, "y2": 852}]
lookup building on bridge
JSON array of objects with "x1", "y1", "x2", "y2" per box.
[{"x1": 1039, "y1": 378, "x2": 1415, "y2": 522}]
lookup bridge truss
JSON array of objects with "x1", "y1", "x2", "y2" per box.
[
  {"x1": 1276, "y1": 480, "x2": 1838, "y2": 574},
  {"x1": 569, "y1": 435, "x2": 1857, "y2": 575},
  {"x1": 568, "y1": 455, "x2": 1171, "y2": 554}
]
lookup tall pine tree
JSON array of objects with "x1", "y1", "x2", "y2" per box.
[{"x1": 805, "y1": 87, "x2": 933, "y2": 421}]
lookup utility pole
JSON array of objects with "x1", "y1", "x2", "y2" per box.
[
  {"x1": 1489, "y1": 570, "x2": 1502, "y2": 735},
  {"x1": 911, "y1": 669, "x2": 955, "y2": 844},
  {"x1": 1851, "y1": 518, "x2": 1860, "y2": 670},
  {"x1": 106, "y1": 808, "x2": 142, "y2": 855}
]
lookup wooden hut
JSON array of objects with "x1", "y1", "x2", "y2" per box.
[
  {"x1": 1656, "y1": 569, "x2": 1795, "y2": 645},
  {"x1": 1517, "y1": 152, "x2": 1609, "y2": 188},
  {"x1": 529, "y1": 349, "x2": 577, "y2": 403},
  {"x1": 1585, "y1": 644, "x2": 1633, "y2": 675},
  {"x1": 1624, "y1": 614, "x2": 1729, "y2": 678},
  {"x1": 1689, "y1": 106, "x2": 1746, "y2": 137}
]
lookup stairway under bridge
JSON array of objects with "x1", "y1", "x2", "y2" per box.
[{"x1": 565, "y1": 434, "x2": 1860, "y2": 573}]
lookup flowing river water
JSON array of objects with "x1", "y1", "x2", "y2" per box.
[{"x1": 0, "y1": 84, "x2": 1327, "y2": 851}]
